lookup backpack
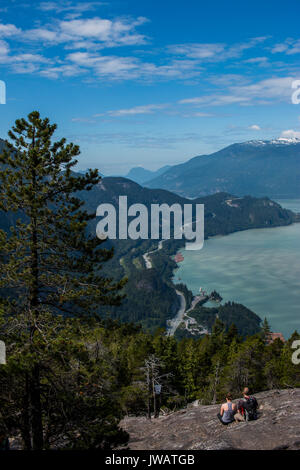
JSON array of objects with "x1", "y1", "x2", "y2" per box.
[
  {"x1": 242, "y1": 397, "x2": 258, "y2": 421},
  {"x1": 0, "y1": 437, "x2": 9, "y2": 451}
]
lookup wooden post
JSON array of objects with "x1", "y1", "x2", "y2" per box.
[{"x1": 146, "y1": 366, "x2": 151, "y2": 420}]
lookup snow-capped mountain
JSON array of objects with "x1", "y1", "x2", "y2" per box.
[{"x1": 146, "y1": 138, "x2": 300, "y2": 198}]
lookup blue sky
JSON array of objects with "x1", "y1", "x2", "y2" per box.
[{"x1": 0, "y1": 0, "x2": 300, "y2": 174}]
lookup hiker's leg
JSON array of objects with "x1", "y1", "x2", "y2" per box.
[
  {"x1": 217, "y1": 413, "x2": 226, "y2": 425},
  {"x1": 234, "y1": 412, "x2": 244, "y2": 422}
]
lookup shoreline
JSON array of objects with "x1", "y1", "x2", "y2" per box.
[{"x1": 170, "y1": 221, "x2": 300, "y2": 338}]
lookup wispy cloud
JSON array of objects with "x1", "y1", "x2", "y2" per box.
[
  {"x1": 182, "y1": 112, "x2": 215, "y2": 118},
  {"x1": 37, "y1": 1, "x2": 106, "y2": 14},
  {"x1": 169, "y1": 43, "x2": 225, "y2": 60},
  {"x1": 178, "y1": 76, "x2": 296, "y2": 107},
  {"x1": 71, "y1": 131, "x2": 206, "y2": 149},
  {"x1": 0, "y1": 39, "x2": 51, "y2": 73},
  {"x1": 179, "y1": 94, "x2": 251, "y2": 106},
  {"x1": 243, "y1": 56, "x2": 270, "y2": 67},
  {"x1": 63, "y1": 51, "x2": 202, "y2": 81},
  {"x1": 272, "y1": 39, "x2": 300, "y2": 55},
  {"x1": 168, "y1": 37, "x2": 269, "y2": 62},
  {"x1": 108, "y1": 103, "x2": 168, "y2": 116},
  {"x1": 0, "y1": 16, "x2": 149, "y2": 48},
  {"x1": 0, "y1": 14, "x2": 297, "y2": 90}
]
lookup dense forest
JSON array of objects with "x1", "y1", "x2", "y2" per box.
[
  {"x1": 1, "y1": 313, "x2": 300, "y2": 449},
  {"x1": 178, "y1": 301, "x2": 262, "y2": 340}
]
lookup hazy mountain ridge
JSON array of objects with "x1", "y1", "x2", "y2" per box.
[{"x1": 125, "y1": 164, "x2": 172, "y2": 184}]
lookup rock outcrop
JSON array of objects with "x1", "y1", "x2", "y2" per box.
[{"x1": 121, "y1": 389, "x2": 300, "y2": 450}]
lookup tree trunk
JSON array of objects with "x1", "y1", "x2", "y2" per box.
[
  {"x1": 28, "y1": 130, "x2": 43, "y2": 450},
  {"x1": 21, "y1": 373, "x2": 32, "y2": 450},
  {"x1": 30, "y1": 364, "x2": 43, "y2": 450},
  {"x1": 146, "y1": 368, "x2": 151, "y2": 420}
]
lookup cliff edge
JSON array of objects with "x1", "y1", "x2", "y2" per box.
[{"x1": 121, "y1": 389, "x2": 300, "y2": 450}]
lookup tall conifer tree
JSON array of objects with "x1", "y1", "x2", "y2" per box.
[{"x1": 0, "y1": 111, "x2": 125, "y2": 449}]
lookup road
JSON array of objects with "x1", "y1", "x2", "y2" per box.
[
  {"x1": 166, "y1": 290, "x2": 186, "y2": 336},
  {"x1": 142, "y1": 240, "x2": 164, "y2": 269},
  {"x1": 166, "y1": 292, "x2": 206, "y2": 336},
  {"x1": 142, "y1": 242, "x2": 206, "y2": 336}
]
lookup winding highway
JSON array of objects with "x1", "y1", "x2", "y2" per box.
[{"x1": 142, "y1": 241, "x2": 205, "y2": 336}]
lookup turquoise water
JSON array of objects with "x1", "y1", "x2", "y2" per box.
[{"x1": 173, "y1": 199, "x2": 300, "y2": 338}]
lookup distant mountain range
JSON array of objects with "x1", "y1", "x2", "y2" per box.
[
  {"x1": 145, "y1": 139, "x2": 300, "y2": 199},
  {"x1": 0, "y1": 153, "x2": 296, "y2": 333},
  {"x1": 125, "y1": 165, "x2": 171, "y2": 184},
  {"x1": 4, "y1": 134, "x2": 300, "y2": 199},
  {"x1": 1, "y1": 134, "x2": 299, "y2": 335},
  {"x1": 80, "y1": 176, "x2": 297, "y2": 238}
]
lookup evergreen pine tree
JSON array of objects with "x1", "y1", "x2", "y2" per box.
[
  {"x1": 0, "y1": 111, "x2": 126, "y2": 449},
  {"x1": 261, "y1": 317, "x2": 271, "y2": 340}
]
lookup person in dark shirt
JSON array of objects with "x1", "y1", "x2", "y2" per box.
[{"x1": 235, "y1": 387, "x2": 258, "y2": 422}]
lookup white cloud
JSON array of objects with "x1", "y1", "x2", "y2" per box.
[
  {"x1": 248, "y1": 124, "x2": 261, "y2": 130},
  {"x1": 67, "y1": 51, "x2": 139, "y2": 78},
  {"x1": 22, "y1": 16, "x2": 148, "y2": 48},
  {"x1": 60, "y1": 18, "x2": 119, "y2": 40},
  {"x1": 0, "y1": 16, "x2": 296, "y2": 91},
  {"x1": 0, "y1": 23, "x2": 21, "y2": 37},
  {"x1": 9, "y1": 53, "x2": 49, "y2": 63},
  {"x1": 24, "y1": 28, "x2": 67, "y2": 43},
  {"x1": 280, "y1": 129, "x2": 300, "y2": 139},
  {"x1": 39, "y1": 64, "x2": 83, "y2": 78}
]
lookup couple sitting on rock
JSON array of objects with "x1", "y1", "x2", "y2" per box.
[{"x1": 217, "y1": 387, "x2": 258, "y2": 425}]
